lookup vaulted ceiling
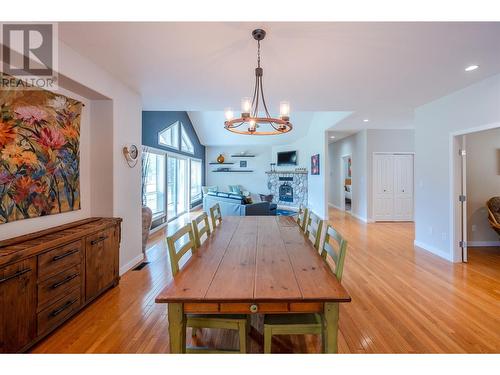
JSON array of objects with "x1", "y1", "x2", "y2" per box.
[{"x1": 59, "y1": 22, "x2": 500, "y2": 145}]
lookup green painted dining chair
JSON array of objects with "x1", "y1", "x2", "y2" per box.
[
  {"x1": 166, "y1": 223, "x2": 249, "y2": 353},
  {"x1": 263, "y1": 224, "x2": 348, "y2": 353},
  {"x1": 296, "y1": 205, "x2": 309, "y2": 232},
  {"x1": 191, "y1": 212, "x2": 211, "y2": 248},
  {"x1": 209, "y1": 203, "x2": 222, "y2": 230},
  {"x1": 305, "y1": 211, "x2": 324, "y2": 251}
]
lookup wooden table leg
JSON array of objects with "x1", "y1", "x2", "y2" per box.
[
  {"x1": 323, "y1": 302, "x2": 339, "y2": 353},
  {"x1": 168, "y1": 303, "x2": 186, "y2": 354}
]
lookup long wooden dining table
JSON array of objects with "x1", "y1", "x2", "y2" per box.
[{"x1": 155, "y1": 215, "x2": 351, "y2": 353}]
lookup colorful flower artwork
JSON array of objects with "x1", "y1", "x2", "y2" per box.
[{"x1": 0, "y1": 83, "x2": 82, "y2": 223}]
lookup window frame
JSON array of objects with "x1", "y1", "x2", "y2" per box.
[
  {"x1": 158, "y1": 121, "x2": 180, "y2": 150},
  {"x1": 180, "y1": 123, "x2": 195, "y2": 154}
]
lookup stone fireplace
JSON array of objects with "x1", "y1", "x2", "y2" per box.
[{"x1": 266, "y1": 171, "x2": 307, "y2": 208}]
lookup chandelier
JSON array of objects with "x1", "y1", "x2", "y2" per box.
[{"x1": 224, "y1": 29, "x2": 292, "y2": 135}]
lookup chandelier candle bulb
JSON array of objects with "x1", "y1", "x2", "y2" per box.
[
  {"x1": 280, "y1": 101, "x2": 290, "y2": 121},
  {"x1": 224, "y1": 108, "x2": 234, "y2": 121},
  {"x1": 241, "y1": 97, "x2": 252, "y2": 117}
]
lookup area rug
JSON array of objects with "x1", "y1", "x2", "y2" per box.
[{"x1": 276, "y1": 209, "x2": 297, "y2": 216}]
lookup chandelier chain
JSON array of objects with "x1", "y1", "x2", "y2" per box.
[{"x1": 257, "y1": 40, "x2": 261, "y2": 68}]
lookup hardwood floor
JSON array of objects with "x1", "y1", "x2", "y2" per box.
[{"x1": 31, "y1": 208, "x2": 500, "y2": 353}]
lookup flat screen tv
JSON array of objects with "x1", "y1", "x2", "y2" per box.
[{"x1": 277, "y1": 151, "x2": 297, "y2": 166}]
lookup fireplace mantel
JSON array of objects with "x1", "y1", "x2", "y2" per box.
[{"x1": 265, "y1": 170, "x2": 308, "y2": 175}]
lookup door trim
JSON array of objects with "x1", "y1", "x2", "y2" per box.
[
  {"x1": 449, "y1": 121, "x2": 500, "y2": 263},
  {"x1": 340, "y1": 154, "x2": 352, "y2": 213}
]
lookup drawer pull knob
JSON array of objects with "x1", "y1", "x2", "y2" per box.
[
  {"x1": 249, "y1": 304, "x2": 258, "y2": 313},
  {"x1": 91, "y1": 235, "x2": 108, "y2": 245},
  {"x1": 51, "y1": 273, "x2": 79, "y2": 289},
  {"x1": 50, "y1": 298, "x2": 78, "y2": 318},
  {"x1": 0, "y1": 268, "x2": 31, "y2": 284},
  {"x1": 52, "y1": 249, "x2": 79, "y2": 262}
]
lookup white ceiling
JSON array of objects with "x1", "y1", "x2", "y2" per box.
[{"x1": 59, "y1": 22, "x2": 500, "y2": 144}]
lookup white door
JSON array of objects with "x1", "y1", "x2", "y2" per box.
[
  {"x1": 393, "y1": 154, "x2": 414, "y2": 221},
  {"x1": 373, "y1": 154, "x2": 395, "y2": 221}
]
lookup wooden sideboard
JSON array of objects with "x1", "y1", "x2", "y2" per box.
[{"x1": 0, "y1": 217, "x2": 122, "y2": 353}]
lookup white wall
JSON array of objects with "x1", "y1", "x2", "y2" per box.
[
  {"x1": 414, "y1": 73, "x2": 500, "y2": 262},
  {"x1": 465, "y1": 127, "x2": 500, "y2": 244},
  {"x1": 0, "y1": 87, "x2": 91, "y2": 238},
  {"x1": 205, "y1": 145, "x2": 272, "y2": 195},
  {"x1": 273, "y1": 112, "x2": 351, "y2": 219},
  {"x1": 90, "y1": 100, "x2": 114, "y2": 217},
  {"x1": 328, "y1": 131, "x2": 368, "y2": 221},
  {"x1": 366, "y1": 129, "x2": 415, "y2": 220},
  {"x1": 59, "y1": 41, "x2": 143, "y2": 274}
]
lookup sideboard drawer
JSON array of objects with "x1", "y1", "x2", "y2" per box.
[
  {"x1": 38, "y1": 240, "x2": 83, "y2": 281},
  {"x1": 37, "y1": 288, "x2": 81, "y2": 336},
  {"x1": 38, "y1": 265, "x2": 82, "y2": 311}
]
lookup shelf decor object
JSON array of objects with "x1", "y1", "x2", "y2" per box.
[
  {"x1": 223, "y1": 29, "x2": 292, "y2": 136},
  {"x1": 216, "y1": 154, "x2": 225, "y2": 163}
]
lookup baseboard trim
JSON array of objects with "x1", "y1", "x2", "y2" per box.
[
  {"x1": 328, "y1": 203, "x2": 342, "y2": 210},
  {"x1": 414, "y1": 240, "x2": 454, "y2": 262},
  {"x1": 351, "y1": 212, "x2": 369, "y2": 223},
  {"x1": 120, "y1": 253, "x2": 145, "y2": 276},
  {"x1": 467, "y1": 240, "x2": 500, "y2": 247}
]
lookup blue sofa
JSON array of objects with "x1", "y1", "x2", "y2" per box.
[{"x1": 203, "y1": 191, "x2": 276, "y2": 216}]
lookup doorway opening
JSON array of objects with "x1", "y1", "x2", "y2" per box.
[
  {"x1": 340, "y1": 154, "x2": 352, "y2": 212},
  {"x1": 452, "y1": 125, "x2": 500, "y2": 263}
]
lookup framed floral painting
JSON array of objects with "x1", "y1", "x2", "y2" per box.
[{"x1": 0, "y1": 82, "x2": 83, "y2": 223}]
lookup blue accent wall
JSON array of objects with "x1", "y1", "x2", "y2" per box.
[{"x1": 142, "y1": 110, "x2": 206, "y2": 186}]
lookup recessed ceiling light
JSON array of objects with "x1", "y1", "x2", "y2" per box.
[
  {"x1": 465, "y1": 65, "x2": 479, "y2": 72},
  {"x1": 363, "y1": 119, "x2": 369, "y2": 122},
  {"x1": 330, "y1": 135, "x2": 336, "y2": 139}
]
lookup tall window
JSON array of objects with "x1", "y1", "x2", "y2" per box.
[
  {"x1": 190, "y1": 159, "x2": 202, "y2": 204},
  {"x1": 142, "y1": 150, "x2": 166, "y2": 216}
]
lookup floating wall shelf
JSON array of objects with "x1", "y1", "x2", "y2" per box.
[
  {"x1": 230, "y1": 155, "x2": 255, "y2": 158},
  {"x1": 209, "y1": 162, "x2": 235, "y2": 165},
  {"x1": 212, "y1": 170, "x2": 254, "y2": 173}
]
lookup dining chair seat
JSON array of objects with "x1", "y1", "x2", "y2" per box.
[
  {"x1": 264, "y1": 313, "x2": 322, "y2": 327},
  {"x1": 264, "y1": 314, "x2": 323, "y2": 353}
]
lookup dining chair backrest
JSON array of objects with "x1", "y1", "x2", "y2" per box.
[
  {"x1": 166, "y1": 223, "x2": 197, "y2": 277},
  {"x1": 192, "y1": 212, "x2": 211, "y2": 248},
  {"x1": 296, "y1": 205, "x2": 309, "y2": 232},
  {"x1": 210, "y1": 203, "x2": 222, "y2": 229},
  {"x1": 305, "y1": 211, "x2": 324, "y2": 251},
  {"x1": 321, "y1": 224, "x2": 348, "y2": 282}
]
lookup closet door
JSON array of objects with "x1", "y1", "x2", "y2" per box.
[
  {"x1": 373, "y1": 154, "x2": 395, "y2": 221},
  {"x1": 393, "y1": 154, "x2": 414, "y2": 221}
]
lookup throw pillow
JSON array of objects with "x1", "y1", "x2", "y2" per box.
[
  {"x1": 259, "y1": 194, "x2": 274, "y2": 202},
  {"x1": 228, "y1": 185, "x2": 242, "y2": 194},
  {"x1": 202, "y1": 186, "x2": 218, "y2": 195}
]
